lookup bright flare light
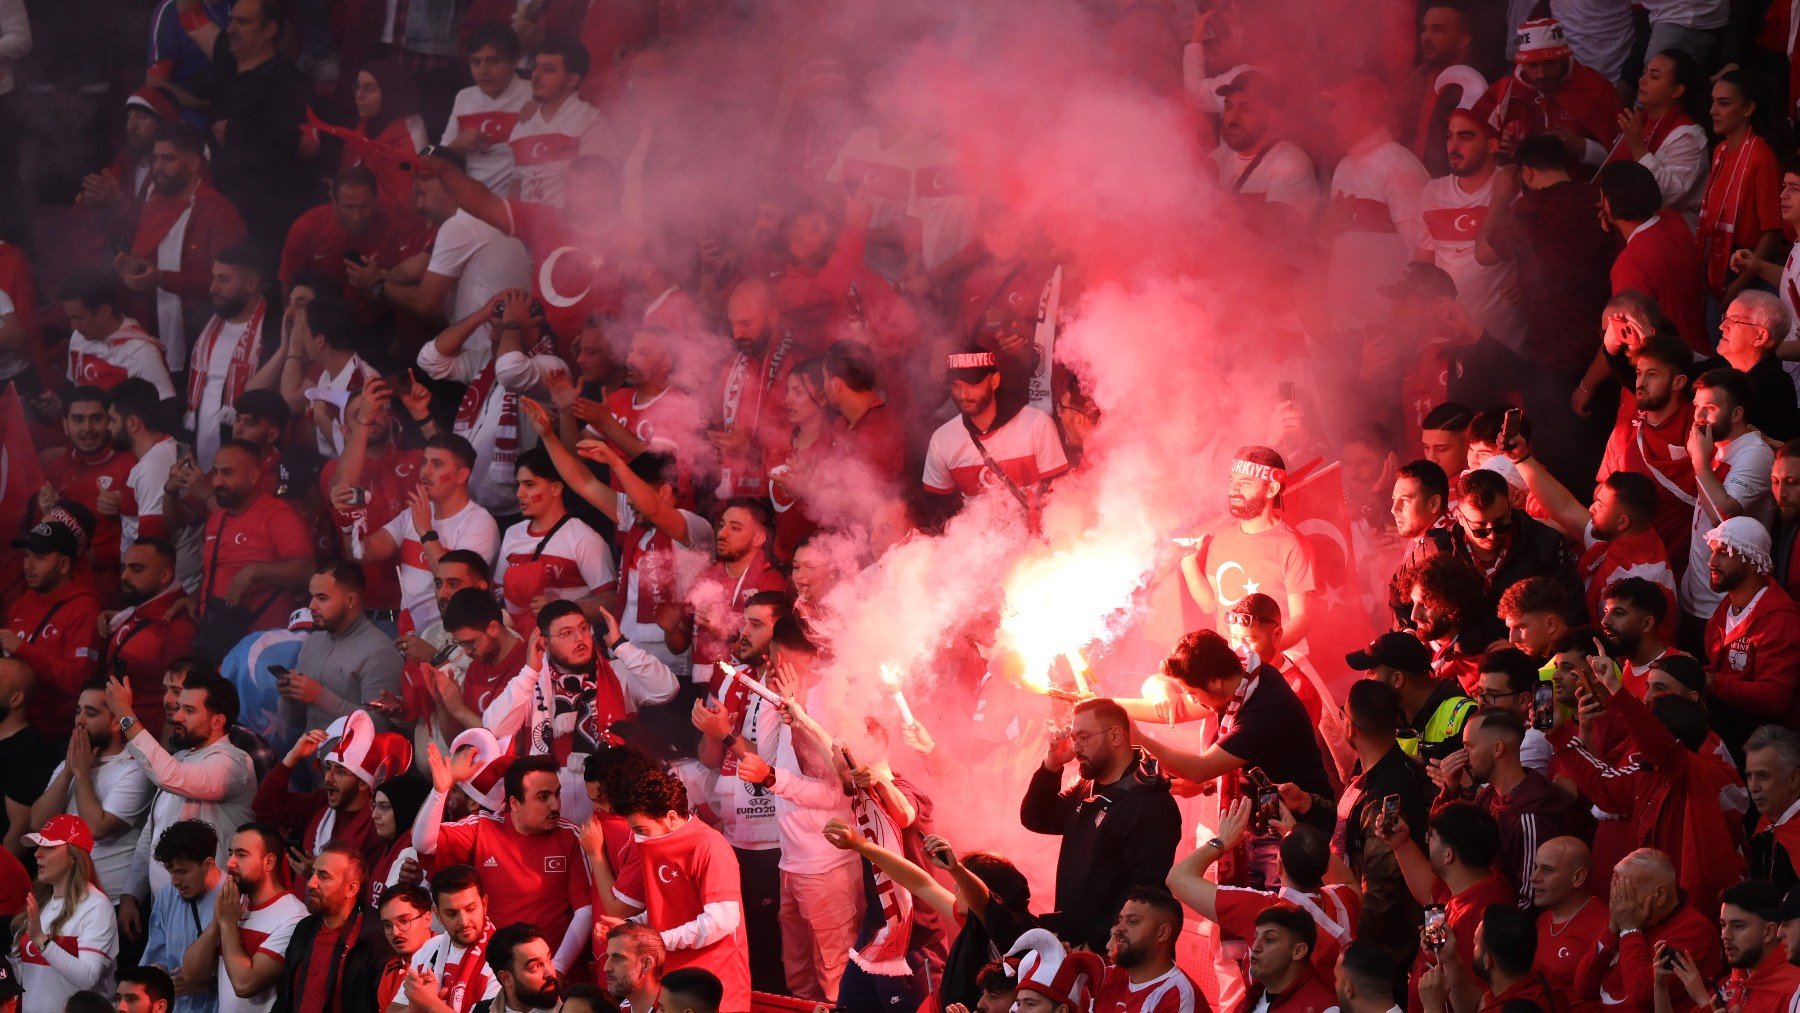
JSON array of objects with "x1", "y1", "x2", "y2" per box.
[
  {"x1": 998, "y1": 544, "x2": 1145, "y2": 692},
  {"x1": 879, "y1": 664, "x2": 917, "y2": 727}
]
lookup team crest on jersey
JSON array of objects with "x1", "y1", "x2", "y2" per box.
[
  {"x1": 544, "y1": 855, "x2": 566, "y2": 873},
  {"x1": 97, "y1": 476, "x2": 112, "y2": 490}
]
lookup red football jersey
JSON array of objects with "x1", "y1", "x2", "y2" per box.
[
  {"x1": 636, "y1": 818, "x2": 751, "y2": 1013},
  {"x1": 430, "y1": 812, "x2": 591, "y2": 953}
]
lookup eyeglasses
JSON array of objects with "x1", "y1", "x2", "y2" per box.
[
  {"x1": 1477, "y1": 688, "x2": 1528, "y2": 704},
  {"x1": 1722, "y1": 315, "x2": 1764, "y2": 330},
  {"x1": 1070, "y1": 728, "x2": 1113, "y2": 746},
  {"x1": 1225, "y1": 613, "x2": 1268, "y2": 628},
  {"x1": 382, "y1": 912, "x2": 430, "y2": 932},
  {"x1": 549, "y1": 626, "x2": 590, "y2": 642},
  {"x1": 1460, "y1": 515, "x2": 1514, "y2": 537}
]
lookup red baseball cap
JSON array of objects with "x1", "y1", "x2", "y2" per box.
[{"x1": 25, "y1": 814, "x2": 95, "y2": 853}]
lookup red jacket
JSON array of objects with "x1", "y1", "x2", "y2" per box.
[
  {"x1": 1557, "y1": 689, "x2": 1748, "y2": 916},
  {"x1": 251, "y1": 762, "x2": 387, "y2": 874},
  {"x1": 1232, "y1": 965, "x2": 1338, "y2": 1013},
  {"x1": 4, "y1": 579, "x2": 102, "y2": 738},
  {"x1": 1576, "y1": 904, "x2": 1724, "y2": 1011},
  {"x1": 103, "y1": 584, "x2": 197, "y2": 736},
  {"x1": 1720, "y1": 950, "x2": 1800, "y2": 1013},
  {"x1": 1706, "y1": 581, "x2": 1800, "y2": 733},
  {"x1": 125, "y1": 182, "x2": 247, "y2": 324},
  {"x1": 1612, "y1": 211, "x2": 1707, "y2": 354},
  {"x1": 1478, "y1": 973, "x2": 1557, "y2": 1013}
]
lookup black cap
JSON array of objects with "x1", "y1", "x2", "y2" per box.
[
  {"x1": 11, "y1": 519, "x2": 79, "y2": 557},
  {"x1": 1346, "y1": 632, "x2": 1433, "y2": 674},
  {"x1": 1769, "y1": 884, "x2": 1800, "y2": 923},
  {"x1": 1380, "y1": 261, "x2": 1458, "y2": 301},
  {"x1": 1648, "y1": 654, "x2": 1707, "y2": 694}
]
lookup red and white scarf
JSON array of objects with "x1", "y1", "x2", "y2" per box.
[
  {"x1": 455, "y1": 328, "x2": 555, "y2": 489},
  {"x1": 848, "y1": 788, "x2": 913, "y2": 977},
  {"x1": 435, "y1": 923, "x2": 496, "y2": 1013},
  {"x1": 184, "y1": 299, "x2": 266, "y2": 433},
  {"x1": 1700, "y1": 133, "x2": 1773, "y2": 295},
  {"x1": 620, "y1": 525, "x2": 681, "y2": 624}
]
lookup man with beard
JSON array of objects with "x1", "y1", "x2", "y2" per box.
[
  {"x1": 357, "y1": 432, "x2": 498, "y2": 633},
  {"x1": 687, "y1": 499, "x2": 789, "y2": 672},
  {"x1": 395, "y1": 865, "x2": 501, "y2": 1013},
  {"x1": 436, "y1": 589, "x2": 527, "y2": 740},
  {"x1": 602, "y1": 923, "x2": 665, "y2": 1013},
  {"x1": 274, "y1": 842, "x2": 389, "y2": 1013},
  {"x1": 1209, "y1": 71, "x2": 1319, "y2": 234},
  {"x1": 1708, "y1": 881, "x2": 1800, "y2": 1012},
  {"x1": 1679, "y1": 369, "x2": 1776, "y2": 643},
  {"x1": 476, "y1": 924, "x2": 564, "y2": 1013},
  {"x1": 80, "y1": 84, "x2": 177, "y2": 216},
  {"x1": 3, "y1": 518, "x2": 104, "y2": 735},
  {"x1": 1406, "y1": 6, "x2": 1489, "y2": 174},
  {"x1": 1771, "y1": 443, "x2": 1800, "y2": 598},
  {"x1": 1450, "y1": 469, "x2": 1580, "y2": 607},
  {"x1": 1598, "y1": 334, "x2": 1698, "y2": 570},
  {"x1": 253, "y1": 708, "x2": 407, "y2": 870},
  {"x1": 1507, "y1": 413, "x2": 1679, "y2": 631},
  {"x1": 1020, "y1": 698, "x2": 1181, "y2": 953},
  {"x1": 1456, "y1": 708, "x2": 1582, "y2": 909},
  {"x1": 690, "y1": 590, "x2": 787, "y2": 992},
  {"x1": 188, "y1": 823, "x2": 307, "y2": 1012},
  {"x1": 108, "y1": 380, "x2": 187, "y2": 565},
  {"x1": 1405, "y1": 553, "x2": 1495, "y2": 694},
  {"x1": 492, "y1": 447, "x2": 618, "y2": 633},
  {"x1": 416, "y1": 752, "x2": 594, "y2": 977},
  {"x1": 281, "y1": 562, "x2": 403, "y2": 738},
  {"x1": 1333, "y1": 941, "x2": 1400, "y2": 1013},
  {"x1": 101, "y1": 539, "x2": 197, "y2": 733},
  {"x1": 40, "y1": 386, "x2": 140, "y2": 603},
  {"x1": 110, "y1": 670, "x2": 256, "y2": 934},
  {"x1": 1095, "y1": 888, "x2": 1200, "y2": 1013},
  {"x1": 1387, "y1": 460, "x2": 1453, "y2": 630},
  {"x1": 1746, "y1": 725, "x2": 1800, "y2": 891},
  {"x1": 27, "y1": 678, "x2": 155, "y2": 900},
  {"x1": 0, "y1": 660, "x2": 53, "y2": 858},
  {"x1": 1698, "y1": 517, "x2": 1800, "y2": 752},
  {"x1": 1598, "y1": 576, "x2": 1681, "y2": 698},
  {"x1": 183, "y1": 246, "x2": 278, "y2": 471},
  {"x1": 1180, "y1": 445, "x2": 1314, "y2": 650},
  {"x1": 114, "y1": 123, "x2": 246, "y2": 373},
  {"x1": 922, "y1": 350, "x2": 1070, "y2": 529},
  {"x1": 1474, "y1": 19, "x2": 1621, "y2": 166},
  {"x1": 709, "y1": 280, "x2": 796, "y2": 500},
  {"x1": 1419, "y1": 110, "x2": 1525, "y2": 352},
  {"x1": 482, "y1": 600, "x2": 678, "y2": 819}
]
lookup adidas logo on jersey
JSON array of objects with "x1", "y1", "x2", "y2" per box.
[{"x1": 484, "y1": 857, "x2": 499, "y2": 868}]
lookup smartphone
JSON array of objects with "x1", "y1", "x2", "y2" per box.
[
  {"x1": 345, "y1": 486, "x2": 369, "y2": 507},
  {"x1": 1532, "y1": 681, "x2": 1556, "y2": 731},
  {"x1": 1379, "y1": 794, "x2": 1402, "y2": 836},
  {"x1": 1422, "y1": 905, "x2": 1449, "y2": 950},
  {"x1": 1656, "y1": 945, "x2": 1678, "y2": 971},
  {"x1": 382, "y1": 370, "x2": 414, "y2": 395},
  {"x1": 343, "y1": 249, "x2": 366, "y2": 267},
  {"x1": 429, "y1": 642, "x2": 459, "y2": 666},
  {"x1": 418, "y1": 144, "x2": 446, "y2": 160},
  {"x1": 1277, "y1": 381, "x2": 1295, "y2": 403},
  {"x1": 1500, "y1": 407, "x2": 1523, "y2": 451},
  {"x1": 268, "y1": 665, "x2": 291, "y2": 680},
  {"x1": 1245, "y1": 766, "x2": 1280, "y2": 834}
]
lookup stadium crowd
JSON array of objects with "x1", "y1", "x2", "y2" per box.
[{"x1": 20, "y1": 0, "x2": 1800, "y2": 1012}]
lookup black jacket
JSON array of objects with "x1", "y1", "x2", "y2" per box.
[
  {"x1": 1449, "y1": 511, "x2": 1582, "y2": 619},
  {"x1": 1019, "y1": 746, "x2": 1181, "y2": 951},
  {"x1": 272, "y1": 905, "x2": 392, "y2": 1013}
]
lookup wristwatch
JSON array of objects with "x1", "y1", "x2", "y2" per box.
[
  {"x1": 759, "y1": 771, "x2": 778, "y2": 790},
  {"x1": 1204, "y1": 836, "x2": 1226, "y2": 851},
  {"x1": 721, "y1": 734, "x2": 738, "y2": 750},
  {"x1": 370, "y1": 278, "x2": 387, "y2": 299},
  {"x1": 118, "y1": 715, "x2": 137, "y2": 735},
  {"x1": 420, "y1": 530, "x2": 440, "y2": 543}
]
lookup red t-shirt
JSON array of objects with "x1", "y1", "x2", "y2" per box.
[
  {"x1": 1410, "y1": 873, "x2": 1515, "y2": 1012},
  {"x1": 278, "y1": 204, "x2": 433, "y2": 319},
  {"x1": 1612, "y1": 212, "x2": 1707, "y2": 354},
  {"x1": 637, "y1": 818, "x2": 751, "y2": 1013},
  {"x1": 688, "y1": 555, "x2": 790, "y2": 668},
  {"x1": 1535, "y1": 896, "x2": 1610, "y2": 1011},
  {"x1": 199, "y1": 492, "x2": 314, "y2": 629},
  {"x1": 1095, "y1": 965, "x2": 1204, "y2": 1013},
  {"x1": 430, "y1": 812, "x2": 591, "y2": 953},
  {"x1": 320, "y1": 449, "x2": 424, "y2": 611},
  {"x1": 833, "y1": 402, "x2": 908, "y2": 487},
  {"x1": 298, "y1": 922, "x2": 343, "y2": 1011},
  {"x1": 462, "y1": 637, "x2": 526, "y2": 717},
  {"x1": 43, "y1": 446, "x2": 136, "y2": 581},
  {"x1": 1598, "y1": 401, "x2": 1697, "y2": 575}
]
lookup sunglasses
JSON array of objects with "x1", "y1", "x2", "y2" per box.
[{"x1": 1461, "y1": 515, "x2": 1514, "y2": 537}]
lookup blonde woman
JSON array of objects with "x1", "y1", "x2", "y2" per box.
[{"x1": 10, "y1": 815, "x2": 117, "y2": 1010}]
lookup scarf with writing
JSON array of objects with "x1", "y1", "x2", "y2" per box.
[
  {"x1": 185, "y1": 299, "x2": 266, "y2": 433},
  {"x1": 455, "y1": 327, "x2": 555, "y2": 489},
  {"x1": 848, "y1": 787, "x2": 913, "y2": 977},
  {"x1": 620, "y1": 524, "x2": 681, "y2": 624}
]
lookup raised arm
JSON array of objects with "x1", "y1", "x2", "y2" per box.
[
  {"x1": 518, "y1": 398, "x2": 618, "y2": 521},
  {"x1": 821, "y1": 818, "x2": 958, "y2": 924}
]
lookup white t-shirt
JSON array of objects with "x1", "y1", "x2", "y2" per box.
[
  {"x1": 442, "y1": 78, "x2": 533, "y2": 197},
  {"x1": 425, "y1": 210, "x2": 532, "y2": 324},
  {"x1": 1326, "y1": 132, "x2": 1429, "y2": 330},
  {"x1": 309, "y1": 354, "x2": 379, "y2": 458},
  {"x1": 123, "y1": 436, "x2": 176, "y2": 550},
  {"x1": 1681, "y1": 434, "x2": 1777, "y2": 618},
  {"x1": 45, "y1": 752, "x2": 155, "y2": 898},
  {"x1": 393, "y1": 931, "x2": 501, "y2": 1008},
  {"x1": 10, "y1": 886, "x2": 117, "y2": 1012},
  {"x1": 1419, "y1": 172, "x2": 1528, "y2": 351},
  {"x1": 493, "y1": 514, "x2": 619, "y2": 619},
  {"x1": 826, "y1": 125, "x2": 975, "y2": 275},
  {"x1": 219, "y1": 892, "x2": 308, "y2": 1013},
  {"x1": 1780, "y1": 245, "x2": 1800, "y2": 344},
  {"x1": 508, "y1": 95, "x2": 611, "y2": 207},
  {"x1": 196, "y1": 317, "x2": 253, "y2": 469},
  {"x1": 66, "y1": 318, "x2": 176, "y2": 397},
  {"x1": 381, "y1": 498, "x2": 501, "y2": 629},
  {"x1": 1211, "y1": 140, "x2": 1320, "y2": 216},
  {"x1": 619, "y1": 505, "x2": 713, "y2": 679},
  {"x1": 921, "y1": 406, "x2": 1070, "y2": 498}
]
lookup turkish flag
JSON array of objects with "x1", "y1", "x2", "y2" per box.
[{"x1": 1281, "y1": 460, "x2": 1376, "y2": 699}]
